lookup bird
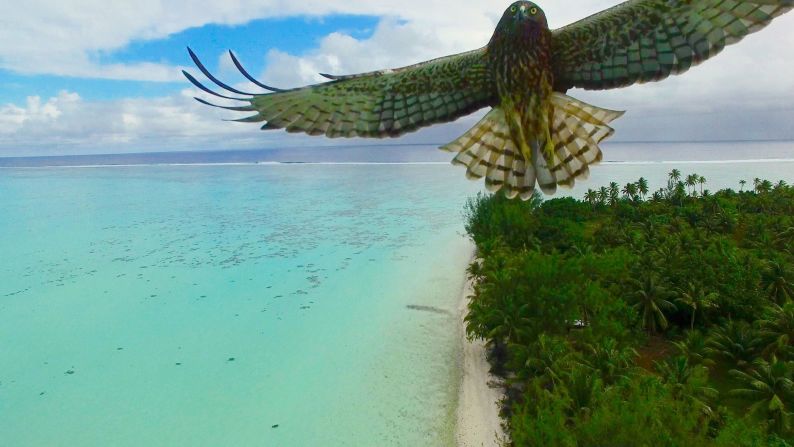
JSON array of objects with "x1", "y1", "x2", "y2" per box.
[{"x1": 185, "y1": 0, "x2": 793, "y2": 200}]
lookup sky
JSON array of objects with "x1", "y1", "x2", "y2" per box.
[{"x1": 0, "y1": 0, "x2": 793, "y2": 157}]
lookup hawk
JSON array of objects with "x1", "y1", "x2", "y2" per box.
[{"x1": 185, "y1": 0, "x2": 793, "y2": 200}]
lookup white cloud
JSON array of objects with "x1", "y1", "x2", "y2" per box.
[
  {"x1": 0, "y1": 89, "x2": 256, "y2": 155},
  {"x1": 2, "y1": 0, "x2": 793, "y2": 87},
  {"x1": 0, "y1": 0, "x2": 500, "y2": 81},
  {"x1": 1, "y1": 1, "x2": 793, "y2": 155},
  {"x1": 0, "y1": 92, "x2": 76, "y2": 132},
  {"x1": 258, "y1": 18, "x2": 445, "y2": 88},
  {"x1": 0, "y1": 86, "x2": 482, "y2": 157}
]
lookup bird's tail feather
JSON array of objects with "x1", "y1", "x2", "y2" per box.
[
  {"x1": 441, "y1": 108, "x2": 536, "y2": 200},
  {"x1": 441, "y1": 93, "x2": 623, "y2": 199},
  {"x1": 547, "y1": 93, "x2": 624, "y2": 191}
]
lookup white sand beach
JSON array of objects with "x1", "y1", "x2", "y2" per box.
[{"x1": 455, "y1": 261, "x2": 508, "y2": 447}]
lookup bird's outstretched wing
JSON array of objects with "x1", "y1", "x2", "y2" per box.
[
  {"x1": 185, "y1": 48, "x2": 495, "y2": 138},
  {"x1": 551, "y1": 0, "x2": 793, "y2": 91}
]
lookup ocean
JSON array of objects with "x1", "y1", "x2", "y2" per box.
[
  {"x1": 2, "y1": 141, "x2": 794, "y2": 446},
  {"x1": 2, "y1": 140, "x2": 794, "y2": 167}
]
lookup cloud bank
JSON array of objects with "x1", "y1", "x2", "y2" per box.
[{"x1": 1, "y1": 1, "x2": 793, "y2": 156}]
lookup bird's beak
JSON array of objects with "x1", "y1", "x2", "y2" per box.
[{"x1": 516, "y1": 6, "x2": 529, "y2": 21}]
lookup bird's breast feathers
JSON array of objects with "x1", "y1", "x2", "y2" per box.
[{"x1": 497, "y1": 64, "x2": 554, "y2": 162}]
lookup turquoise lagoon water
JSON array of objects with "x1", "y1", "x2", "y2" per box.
[
  {"x1": 2, "y1": 158, "x2": 794, "y2": 446},
  {"x1": 0, "y1": 165, "x2": 479, "y2": 446}
]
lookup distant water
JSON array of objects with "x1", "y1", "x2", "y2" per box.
[
  {"x1": 2, "y1": 143, "x2": 794, "y2": 446},
  {"x1": 0, "y1": 165, "x2": 478, "y2": 446},
  {"x1": 1, "y1": 140, "x2": 793, "y2": 167}
]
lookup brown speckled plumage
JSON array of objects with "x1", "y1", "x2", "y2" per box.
[
  {"x1": 488, "y1": 4, "x2": 553, "y2": 161},
  {"x1": 186, "y1": 0, "x2": 793, "y2": 199}
]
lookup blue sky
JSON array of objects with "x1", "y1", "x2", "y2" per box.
[
  {"x1": 1, "y1": 1, "x2": 793, "y2": 157},
  {"x1": 0, "y1": 15, "x2": 379, "y2": 104}
]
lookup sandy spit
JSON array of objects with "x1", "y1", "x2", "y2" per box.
[{"x1": 454, "y1": 257, "x2": 508, "y2": 447}]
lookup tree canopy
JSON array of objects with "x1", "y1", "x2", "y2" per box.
[{"x1": 464, "y1": 173, "x2": 794, "y2": 445}]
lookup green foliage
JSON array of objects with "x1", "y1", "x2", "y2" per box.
[
  {"x1": 763, "y1": 260, "x2": 794, "y2": 304},
  {"x1": 674, "y1": 330, "x2": 714, "y2": 367},
  {"x1": 714, "y1": 417, "x2": 791, "y2": 447},
  {"x1": 706, "y1": 320, "x2": 763, "y2": 369},
  {"x1": 629, "y1": 275, "x2": 677, "y2": 333},
  {"x1": 760, "y1": 303, "x2": 794, "y2": 358},
  {"x1": 512, "y1": 374, "x2": 714, "y2": 447},
  {"x1": 677, "y1": 282, "x2": 719, "y2": 330},
  {"x1": 510, "y1": 385, "x2": 576, "y2": 447},
  {"x1": 655, "y1": 355, "x2": 718, "y2": 415},
  {"x1": 463, "y1": 173, "x2": 794, "y2": 444},
  {"x1": 463, "y1": 192, "x2": 542, "y2": 255},
  {"x1": 730, "y1": 358, "x2": 794, "y2": 433},
  {"x1": 574, "y1": 376, "x2": 711, "y2": 446}
]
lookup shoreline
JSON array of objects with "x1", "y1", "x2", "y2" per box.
[{"x1": 454, "y1": 254, "x2": 507, "y2": 447}]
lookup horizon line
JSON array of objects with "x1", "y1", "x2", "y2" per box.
[
  {"x1": 2, "y1": 138, "x2": 793, "y2": 160},
  {"x1": 4, "y1": 158, "x2": 794, "y2": 170}
]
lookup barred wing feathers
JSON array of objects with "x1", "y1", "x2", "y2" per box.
[
  {"x1": 186, "y1": 48, "x2": 495, "y2": 138},
  {"x1": 442, "y1": 94, "x2": 623, "y2": 199},
  {"x1": 552, "y1": 0, "x2": 794, "y2": 91}
]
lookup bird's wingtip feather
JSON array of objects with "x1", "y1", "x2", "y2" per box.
[{"x1": 228, "y1": 50, "x2": 285, "y2": 93}]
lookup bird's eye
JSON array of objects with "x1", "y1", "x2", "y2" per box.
[
  {"x1": 510, "y1": 5, "x2": 517, "y2": 13},
  {"x1": 530, "y1": 7, "x2": 538, "y2": 14}
]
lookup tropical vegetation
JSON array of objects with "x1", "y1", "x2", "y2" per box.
[{"x1": 463, "y1": 173, "x2": 794, "y2": 446}]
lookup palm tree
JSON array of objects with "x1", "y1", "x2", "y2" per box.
[
  {"x1": 521, "y1": 334, "x2": 576, "y2": 384},
  {"x1": 761, "y1": 179, "x2": 774, "y2": 193},
  {"x1": 630, "y1": 275, "x2": 676, "y2": 333},
  {"x1": 674, "y1": 181, "x2": 687, "y2": 205},
  {"x1": 597, "y1": 186, "x2": 609, "y2": 205},
  {"x1": 637, "y1": 177, "x2": 649, "y2": 200},
  {"x1": 674, "y1": 330, "x2": 714, "y2": 366},
  {"x1": 698, "y1": 176, "x2": 706, "y2": 196},
  {"x1": 655, "y1": 356, "x2": 718, "y2": 415},
  {"x1": 739, "y1": 179, "x2": 747, "y2": 192},
  {"x1": 775, "y1": 228, "x2": 794, "y2": 252},
  {"x1": 760, "y1": 303, "x2": 794, "y2": 358},
  {"x1": 608, "y1": 191, "x2": 619, "y2": 207},
  {"x1": 676, "y1": 283, "x2": 719, "y2": 330},
  {"x1": 686, "y1": 174, "x2": 699, "y2": 197},
  {"x1": 655, "y1": 240, "x2": 682, "y2": 270},
  {"x1": 622, "y1": 182, "x2": 638, "y2": 201},
  {"x1": 729, "y1": 357, "x2": 794, "y2": 433},
  {"x1": 762, "y1": 260, "x2": 794, "y2": 304},
  {"x1": 753, "y1": 178, "x2": 773, "y2": 194},
  {"x1": 752, "y1": 231, "x2": 778, "y2": 253},
  {"x1": 560, "y1": 365, "x2": 601, "y2": 415},
  {"x1": 669, "y1": 169, "x2": 682, "y2": 189},
  {"x1": 776, "y1": 180, "x2": 789, "y2": 190},
  {"x1": 628, "y1": 183, "x2": 638, "y2": 201},
  {"x1": 579, "y1": 338, "x2": 637, "y2": 385},
  {"x1": 609, "y1": 182, "x2": 620, "y2": 206},
  {"x1": 584, "y1": 189, "x2": 598, "y2": 209},
  {"x1": 706, "y1": 320, "x2": 763, "y2": 368},
  {"x1": 465, "y1": 290, "x2": 524, "y2": 347},
  {"x1": 652, "y1": 190, "x2": 663, "y2": 202}
]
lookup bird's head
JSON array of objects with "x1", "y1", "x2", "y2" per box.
[{"x1": 496, "y1": 1, "x2": 548, "y2": 32}]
